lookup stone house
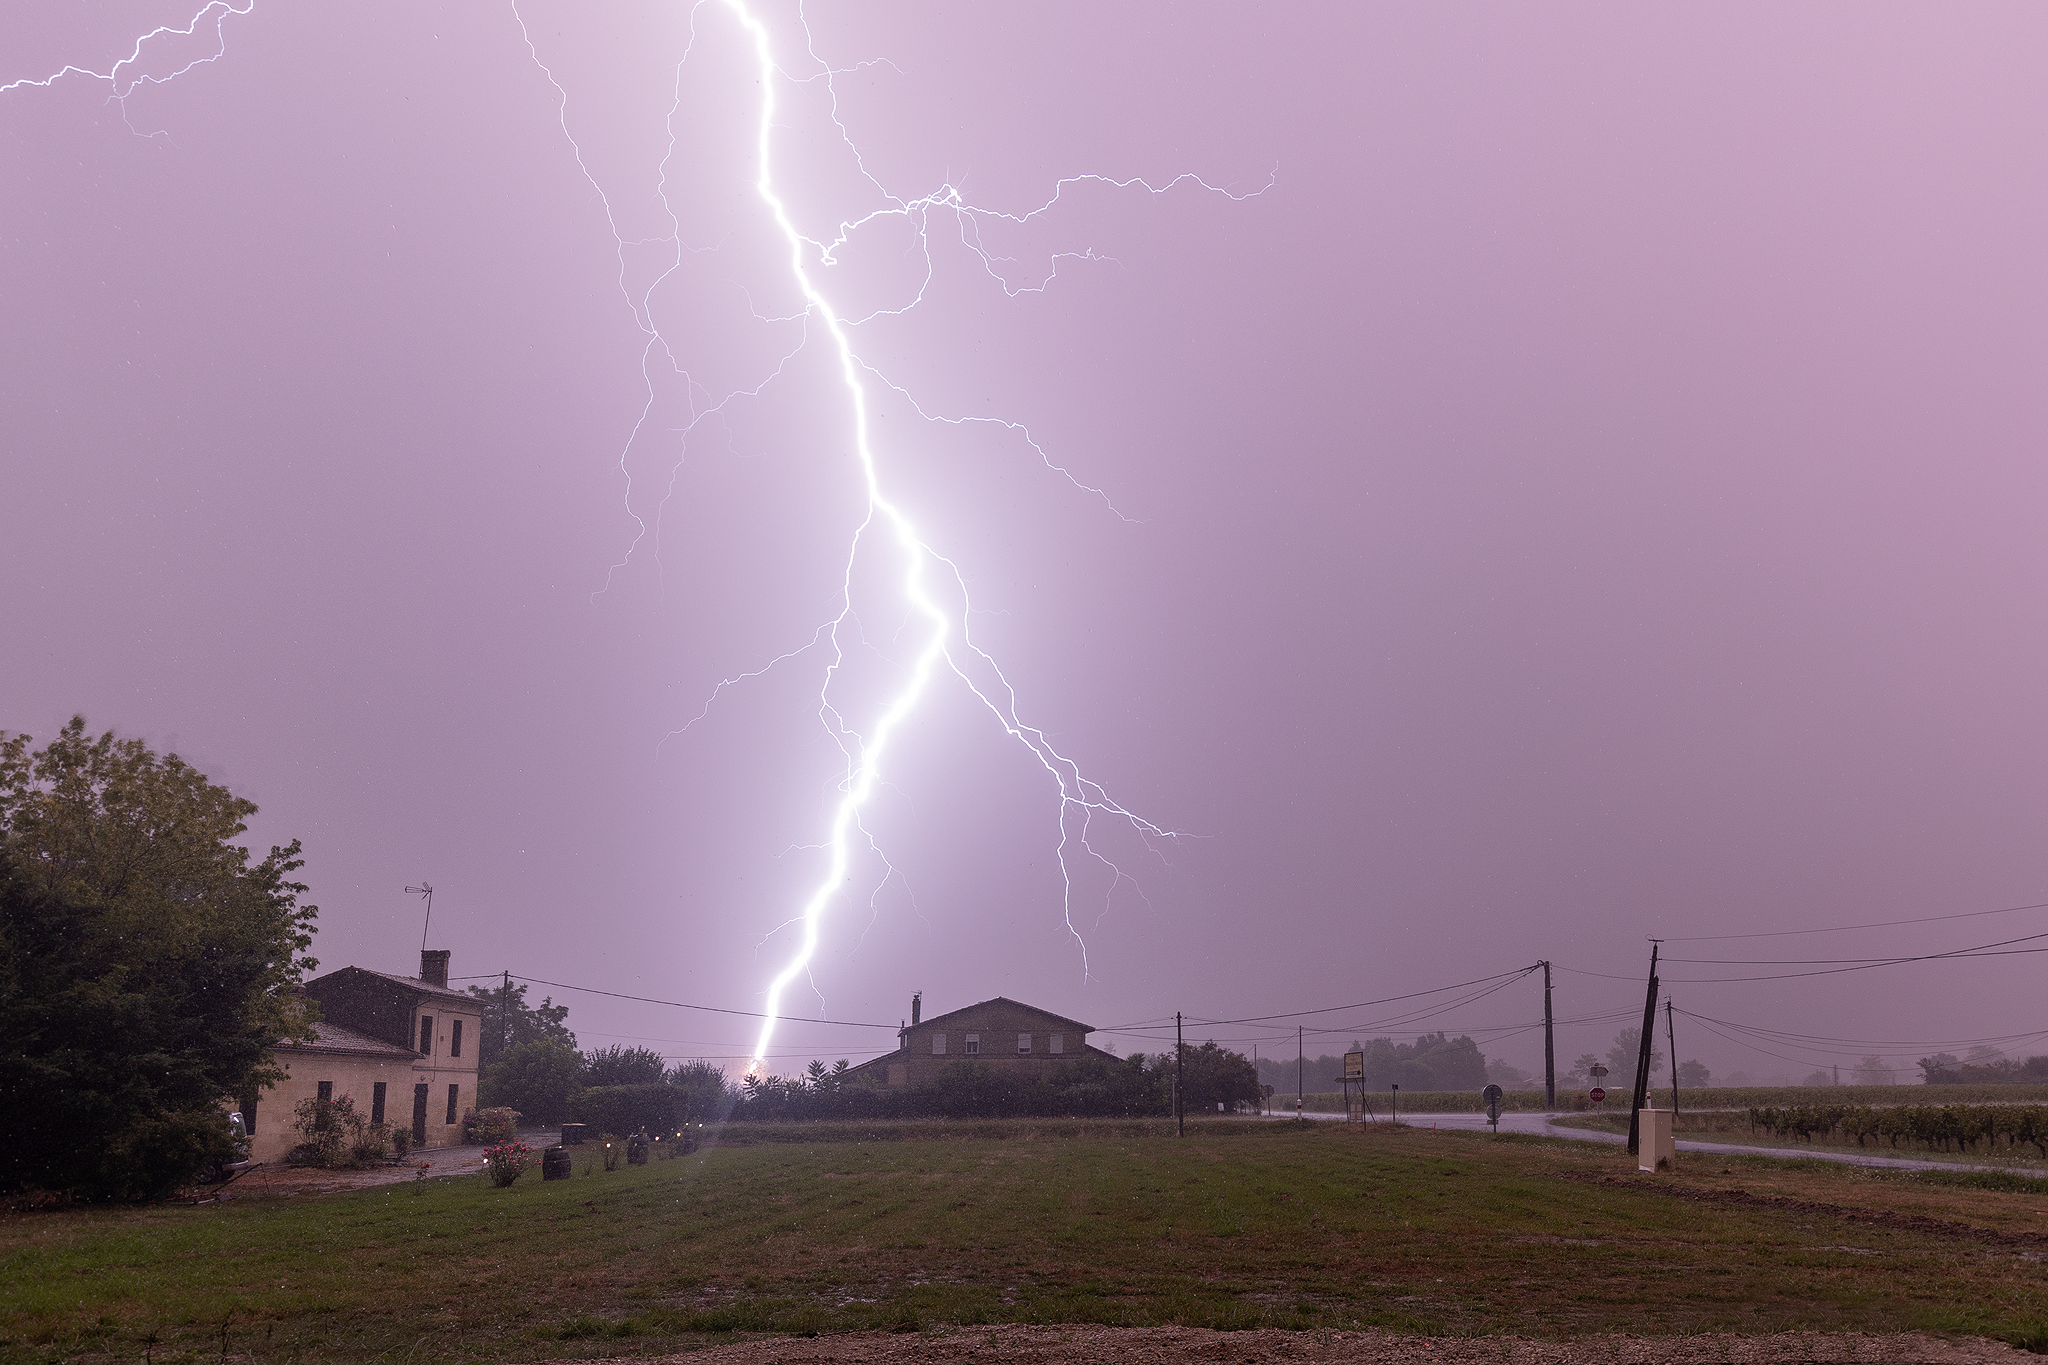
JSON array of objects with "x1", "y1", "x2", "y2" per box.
[
  {"x1": 844, "y1": 995, "x2": 1116, "y2": 1089},
  {"x1": 243, "y1": 950, "x2": 484, "y2": 1162}
]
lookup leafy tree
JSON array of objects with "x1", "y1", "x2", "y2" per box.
[
  {"x1": 1562, "y1": 1052, "x2": 1600, "y2": 1088},
  {"x1": 1675, "y1": 1059, "x2": 1711, "y2": 1088},
  {"x1": 463, "y1": 980, "x2": 574, "y2": 1071},
  {"x1": 479, "y1": 1039, "x2": 581, "y2": 1124},
  {"x1": 0, "y1": 719, "x2": 318, "y2": 1200},
  {"x1": 1176, "y1": 1040, "x2": 1264, "y2": 1113},
  {"x1": 1850, "y1": 1055, "x2": 1894, "y2": 1086},
  {"x1": 1918, "y1": 1053, "x2": 1962, "y2": 1084},
  {"x1": 1485, "y1": 1057, "x2": 1532, "y2": 1088},
  {"x1": 581, "y1": 1044, "x2": 666, "y2": 1087},
  {"x1": 1606, "y1": 1028, "x2": 1666, "y2": 1091}
]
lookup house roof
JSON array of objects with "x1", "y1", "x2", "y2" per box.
[
  {"x1": 912, "y1": 996, "x2": 1095, "y2": 1033},
  {"x1": 278, "y1": 1020, "x2": 421, "y2": 1059},
  {"x1": 314, "y1": 965, "x2": 478, "y2": 1003}
]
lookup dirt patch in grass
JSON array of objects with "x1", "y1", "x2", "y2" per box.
[{"x1": 571, "y1": 1324, "x2": 2035, "y2": 1363}]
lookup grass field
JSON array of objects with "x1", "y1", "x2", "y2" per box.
[{"x1": 5, "y1": 1118, "x2": 2048, "y2": 1363}]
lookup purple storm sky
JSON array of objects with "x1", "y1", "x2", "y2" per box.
[{"x1": 6, "y1": 2, "x2": 2046, "y2": 1084}]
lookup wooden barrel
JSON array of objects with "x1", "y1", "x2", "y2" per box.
[{"x1": 541, "y1": 1145, "x2": 572, "y2": 1181}]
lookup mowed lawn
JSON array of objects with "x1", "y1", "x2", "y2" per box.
[{"x1": 4, "y1": 1119, "x2": 2047, "y2": 1362}]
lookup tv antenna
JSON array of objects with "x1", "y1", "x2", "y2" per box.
[{"x1": 406, "y1": 883, "x2": 435, "y2": 954}]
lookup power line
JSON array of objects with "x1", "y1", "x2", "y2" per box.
[
  {"x1": 450, "y1": 973, "x2": 899, "y2": 1028},
  {"x1": 1662, "y1": 898, "x2": 2048, "y2": 943},
  {"x1": 1182, "y1": 965, "x2": 1541, "y2": 1027}
]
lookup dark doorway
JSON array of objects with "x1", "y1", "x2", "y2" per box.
[
  {"x1": 371, "y1": 1081, "x2": 387, "y2": 1125},
  {"x1": 412, "y1": 1083, "x2": 429, "y2": 1147}
]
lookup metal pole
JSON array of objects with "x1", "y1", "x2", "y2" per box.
[
  {"x1": 1627, "y1": 942, "x2": 1660, "y2": 1156},
  {"x1": 1542, "y1": 960, "x2": 1556, "y2": 1112},
  {"x1": 1666, "y1": 998, "x2": 1680, "y2": 1118},
  {"x1": 502, "y1": 970, "x2": 511, "y2": 1057},
  {"x1": 1175, "y1": 1012, "x2": 1184, "y2": 1137},
  {"x1": 1297, "y1": 1025, "x2": 1303, "y2": 1116}
]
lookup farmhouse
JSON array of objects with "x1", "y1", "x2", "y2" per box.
[
  {"x1": 846, "y1": 995, "x2": 1116, "y2": 1089},
  {"x1": 243, "y1": 950, "x2": 484, "y2": 1162}
]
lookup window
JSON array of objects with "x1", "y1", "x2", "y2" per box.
[
  {"x1": 931, "y1": 1033, "x2": 946, "y2": 1055},
  {"x1": 316, "y1": 1080, "x2": 333, "y2": 1106},
  {"x1": 412, "y1": 1083, "x2": 428, "y2": 1145},
  {"x1": 371, "y1": 1082, "x2": 387, "y2": 1125},
  {"x1": 242, "y1": 1094, "x2": 259, "y2": 1134},
  {"x1": 446, "y1": 1084, "x2": 459, "y2": 1125},
  {"x1": 1018, "y1": 1033, "x2": 1032, "y2": 1055},
  {"x1": 1050, "y1": 1034, "x2": 1064, "y2": 1055},
  {"x1": 964, "y1": 1034, "x2": 980, "y2": 1055},
  {"x1": 418, "y1": 1015, "x2": 434, "y2": 1054},
  {"x1": 451, "y1": 1020, "x2": 463, "y2": 1058}
]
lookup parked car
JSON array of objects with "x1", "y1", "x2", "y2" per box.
[{"x1": 209, "y1": 1110, "x2": 253, "y2": 1182}]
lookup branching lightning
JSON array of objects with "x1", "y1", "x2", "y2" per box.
[
  {"x1": 10, "y1": 0, "x2": 1268, "y2": 1079},
  {"x1": 1, "y1": 1, "x2": 252, "y2": 138}
]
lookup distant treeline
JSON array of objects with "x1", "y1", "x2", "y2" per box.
[
  {"x1": 524, "y1": 1047, "x2": 1261, "y2": 1129},
  {"x1": 1252, "y1": 1032, "x2": 1487, "y2": 1097}
]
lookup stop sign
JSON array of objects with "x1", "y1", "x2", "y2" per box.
[{"x1": 1589, "y1": 1086, "x2": 1607, "y2": 1103}]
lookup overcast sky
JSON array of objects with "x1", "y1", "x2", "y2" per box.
[{"x1": 7, "y1": 2, "x2": 2046, "y2": 1085}]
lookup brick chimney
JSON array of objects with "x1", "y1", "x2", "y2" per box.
[
  {"x1": 911, "y1": 991, "x2": 921, "y2": 1026},
  {"x1": 420, "y1": 949, "x2": 450, "y2": 988}
]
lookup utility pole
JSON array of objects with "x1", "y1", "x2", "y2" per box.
[
  {"x1": 1175, "y1": 1012, "x2": 1185, "y2": 1137},
  {"x1": 1626, "y1": 941, "x2": 1661, "y2": 1156},
  {"x1": 502, "y1": 970, "x2": 511, "y2": 1056},
  {"x1": 1541, "y1": 960, "x2": 1556, "y2": 1112},
  {"x1": 1665, "y1": 998, "x2": 1679, "y2": 1117},
  {"x1": 1297, "y1": 1025, "x2": 1304, "y2": 1116}
]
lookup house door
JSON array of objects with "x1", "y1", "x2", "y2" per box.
[{"x1": 412, "y1": 1083, "x2": 429, "y2": 1147}]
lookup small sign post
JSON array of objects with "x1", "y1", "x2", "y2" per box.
[
  {"x1": 1588, "y1": 1063, "x2": 1609, "y2": 1109},
  {"x1": 1342, "y1": 1050, "x2": 1365, "y2": 1123},
  {"x1": 1482, "y1": 1082, "x2": 1504, "y2": 1132}
]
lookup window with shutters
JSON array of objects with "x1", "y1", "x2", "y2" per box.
[
  {"x1": 1018, "y1": 1032, "x2": 1032, "y2": 1055},
  {"x1": 446, "y1": 1084, "x2": 459, "y2": 1125},
  {"x1": 964, "y1": 1034, "x2": 979, "y2": 1055},
  {"x1": 317, "y1": 1080, "x2": 333, "y2": 1106},
  {"x1": 931, "y1": 1033, "x2": 946, "y2": 1055},
  {"x1": 451, "y1": 1020, "x2": 463, "y2": 1058},
  {"x1": 418, "y1": 1015, "x2": 434, "y2": 1054},
  {"x1": 1050, "y1": 1033, "x2": 1064, "y2": 1054}
]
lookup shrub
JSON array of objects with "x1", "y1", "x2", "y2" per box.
[
  {"x1": 482, "y1": 1140, "x2": 533, "y2": 1187},
  {"x1": 290, "y1": 1093, "x2": 386, "y2": 1169},
  {"x1": 463, "y1": 1107, "x2": 520, "y2": 1146}
]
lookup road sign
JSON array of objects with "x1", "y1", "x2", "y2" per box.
[
  {"x1": 1481, "y1": 1083, "x2": 1504, "y2": 1130},
  {"x1": 1589, "y1": 1086, "x2": 1607, "y2": 1103},
  {"x1": 1344, "y1": 1051, "x2": 1364, "y2": 1080},
  {"x1": 1589, "y1": 1064, "x2": 1609, "y2": 1079}
]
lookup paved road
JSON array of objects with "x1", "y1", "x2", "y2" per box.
[{"x1": 1258, "y1": 1106, "x2": 2048, "y2": 1178}]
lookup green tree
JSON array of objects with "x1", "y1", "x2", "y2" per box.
[
  {"x1": 0, "y1": 719, "x2": 319, "y2": 1200},
  {"x1": 581, "y1": 1044, "x2": 666, "y2": 1087},
  {"x1": 479, "y1": 1039, "x2": 581, "y2": 1124},
  {"x1": 463, "y1": 979, "x2": 574, "y2": 1071},
  {"x1": 1606, "y1": 1028, "x2": 1665, "y2": 1092},
  {"x1": 1176, "y1": 1040, "x2": 1264, "y2": 1112}
]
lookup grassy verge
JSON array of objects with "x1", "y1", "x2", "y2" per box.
[
  {"x1": 1284, "y1": 1084, "x2": 2048, "y2": 1115},
  {"x1": 1553, "y1": 1111, "x2": 2048, "y2": 1169},
  {"x1": 4, "y1": 1118, "x2": 2047, "y2": 1363}
]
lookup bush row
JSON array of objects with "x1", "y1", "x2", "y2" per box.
[{"x1": 1747, "y1": 1102, "x2": 2048, "y2": 1155}]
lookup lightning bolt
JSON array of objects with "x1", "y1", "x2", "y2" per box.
[
  {"x1": 1, "y1": 1, "x2": 253, "y2": 137},
  {"x1": 695, "y1": 1, "x2": 1265, "y2": 1074}
]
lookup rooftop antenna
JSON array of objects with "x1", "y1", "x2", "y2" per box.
[{"x1": 406, "y1": 883, "x2": 435, "y2": 955}]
